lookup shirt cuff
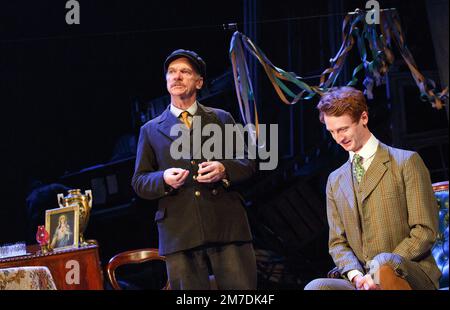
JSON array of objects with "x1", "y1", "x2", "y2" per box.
[{"x1": 347, "y1": 270, "x2": 364, "y2": 283}]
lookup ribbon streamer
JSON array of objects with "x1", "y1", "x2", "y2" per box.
[{"x1": 229, "y1": 8, "x2": 448, "y2": 135}]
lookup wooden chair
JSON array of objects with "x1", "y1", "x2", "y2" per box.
[
  {"x1": 106, "y1": 248, "x2": 170, "y2": 290},
  {"x1": 106, "y1": 247, "x2": 218, "y2": 289}
]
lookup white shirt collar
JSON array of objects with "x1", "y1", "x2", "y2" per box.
[
  {"x1": 349, "y1": 134, "x2": 379, "y2": 162},
  {"x1": 170, "y1": 101, "x2": 198, "y2": 118}
]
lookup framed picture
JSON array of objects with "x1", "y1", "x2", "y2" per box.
[{"x1": 45, "y1": 205, "x2": 80, "y2": 251}]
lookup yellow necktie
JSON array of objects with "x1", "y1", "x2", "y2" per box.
[{"x1": 180, "y1": 111, "x2": 191, "y2": 129}]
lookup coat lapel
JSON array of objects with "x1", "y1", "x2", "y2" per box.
[
  {"x1": 192, "y1": 103, "x2": 223, "y2": 159},
  {"x1": 157, "y1": 105, "x2": 189, "y2": 141},
  {"x1": 156, "y1": 102, "x2": 225, "y2": 159},
  {"x1": 339, "y1": 161, "x2": 361, "y2": 224},
  {"x1": 360, "y1": 143, "x2": 390, "y2": 202},
  {"x1": 337, "y1": 161, "x2": 363, "y2": 253}
]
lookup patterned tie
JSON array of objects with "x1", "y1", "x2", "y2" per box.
[
  {"x1": 180, "y1": 111, "x2": 191, "y2": 129},
  {"x1": 352, "y1": 154, "x2": 365, "y2": 183}
]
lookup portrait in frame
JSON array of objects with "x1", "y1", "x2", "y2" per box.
[{"x1": 45, "y1": 205, "x2": 80, "y2": 251}]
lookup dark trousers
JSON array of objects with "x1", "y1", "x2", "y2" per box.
[{"x1": 165, "y1": 242, "x2": 257, "y2": 290}]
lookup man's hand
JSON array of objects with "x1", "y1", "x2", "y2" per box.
[
  {"x1": 163, "y1": 168, "x2": 189, "y2": 189},
  {"x1": 196, "y1": 161, "x2": 226, "y2": 183},
  {"x1": 353, "y1": 274, "x2": 380, "y2": 290}
]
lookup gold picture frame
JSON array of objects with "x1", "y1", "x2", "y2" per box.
[{"x1": 45, "y1": 205, "x2": 80, "y2": 251}]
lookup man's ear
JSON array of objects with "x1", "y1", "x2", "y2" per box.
[
  {"x1": 196, "y1": 77, "x2": 204, "y2": 89},
  {"x1": 360, "y1": 111, "x2": 369, "y2": 126}
]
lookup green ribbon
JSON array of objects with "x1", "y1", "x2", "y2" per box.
[{"x1": 229, "y1": 8, "x2": 448, "y2": 136}]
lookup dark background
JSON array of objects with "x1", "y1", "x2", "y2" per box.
[{"x1": 0, "y1": 0, "x2": 448, "y2": 288}]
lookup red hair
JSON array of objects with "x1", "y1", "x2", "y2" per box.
[{"x1": 317, "y1": 87, "x2": 368, "y2": 123}]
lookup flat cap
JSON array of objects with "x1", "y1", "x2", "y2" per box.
[{"x1": 164, "y1": 49, "x2": 206, "y2": 79}]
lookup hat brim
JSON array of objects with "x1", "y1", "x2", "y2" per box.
[{"x1": 164, "y1": 52, "x2": 206, "y2": 79}]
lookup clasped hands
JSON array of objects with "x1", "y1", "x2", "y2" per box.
[
  {"x1": 163, "y1": 161, "x2": 226, "y2": 189},
  {"x1": 353, "y1": 274, "x2": 380, "y2": 290}
]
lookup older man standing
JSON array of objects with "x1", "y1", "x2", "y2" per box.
[{"x1": 132, "y1": 49, "x2": 256, "y2": 290}]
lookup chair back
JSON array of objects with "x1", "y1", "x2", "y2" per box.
[
  {"x1": 431, "y1": 181, "x2": 449, "y2": 289},
  {"x1": 106, "y1": 248, "x2": 170, "y2": 290}
]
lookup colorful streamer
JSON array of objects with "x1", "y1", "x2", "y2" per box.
[{"x1": 229, "y1": 8, "x2": 448, "y2": 134}]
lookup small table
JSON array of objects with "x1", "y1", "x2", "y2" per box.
[
  {"x1": 0, "y1": 266, "x2": 56, "y2": 290},
  {"x1": 0, "y1": 243, "x2": 104, "y2": 290}
]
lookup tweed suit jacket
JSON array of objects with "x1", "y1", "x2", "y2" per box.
[
  {"x1": 132, "y1": 103, "x2": 254, "y2": 256},
  {"x1": 326, "y1": 142, "x2": 441, "y2": 288}
]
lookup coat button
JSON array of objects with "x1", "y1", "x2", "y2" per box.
[
  {"x1": 191, "y1": 160, "x2": 196, "y2": 165},
  {"x1": 212, "y1": 189, "x2": 218, "y2": 195},
  {"x1": 195, "y1": 191, "x2": 201, "y2": 197},
  {"x1": 193, "y1": 175, "x2": 197, "y2": 181},
  {"x1": 222, "y1": 179, "x2": 230, "y2": 188}
]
